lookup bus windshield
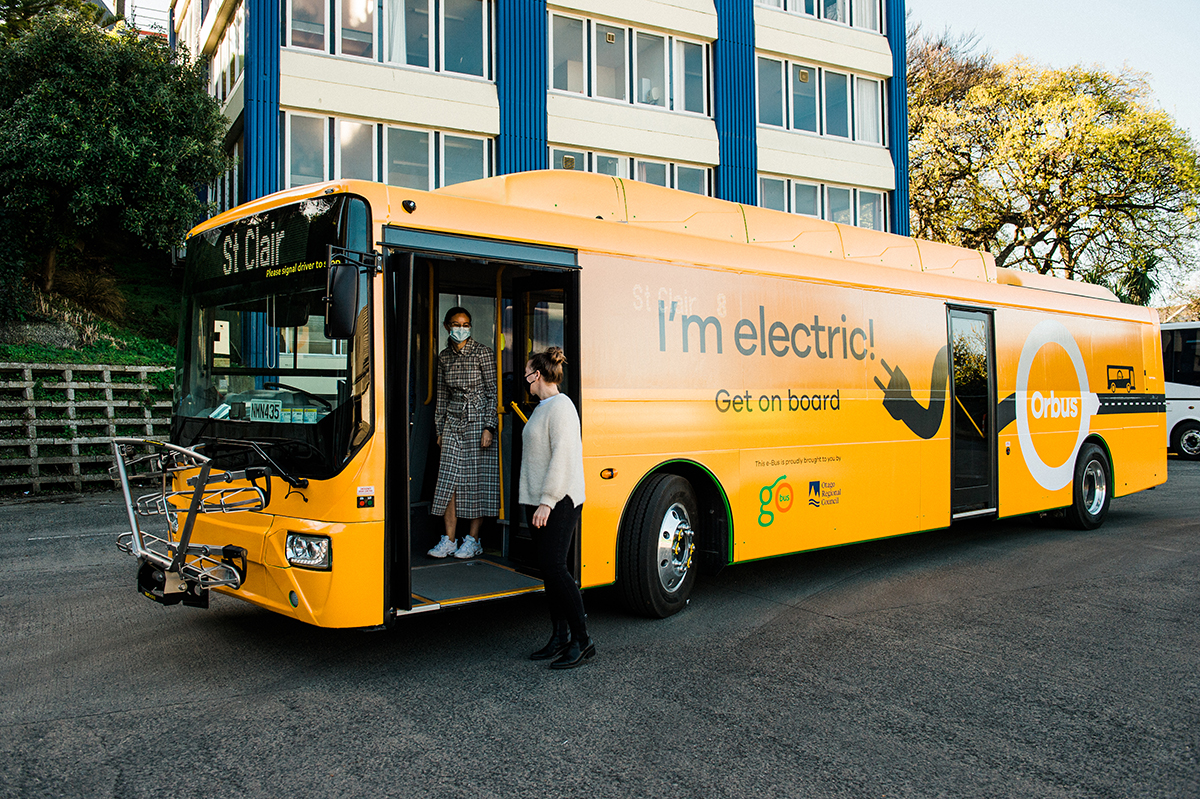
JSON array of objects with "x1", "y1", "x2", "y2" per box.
[{"x1": 172, "y1": 195, "x2": 373, "y2": 479}]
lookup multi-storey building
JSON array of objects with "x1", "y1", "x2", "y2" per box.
[{"x1": 173, "y1": 0, "x2": 909, "y2": 233}]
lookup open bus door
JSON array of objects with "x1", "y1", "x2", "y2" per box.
[{"x1": 381, "y1": 229, "x2": 579, "y2": 618}]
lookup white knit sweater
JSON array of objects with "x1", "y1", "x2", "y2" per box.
[{"x1": 519, "y1": 393, "x2": 586, "y2": 508}]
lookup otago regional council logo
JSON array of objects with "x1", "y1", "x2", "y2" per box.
[
  {"x1": 758, "y1": 476, "x2": 794, "y2": 527},
  {"x1": 808, "y1": 481, "x2": 821, "y2": 507}
]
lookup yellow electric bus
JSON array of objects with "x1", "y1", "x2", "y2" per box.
[{"x1": 110, "y1": 171, "x2": 1167, "y2": 627}]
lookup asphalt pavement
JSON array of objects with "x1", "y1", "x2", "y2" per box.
[{"x1": 0, "y1": 462, "x2": 1196, "y2": 798}]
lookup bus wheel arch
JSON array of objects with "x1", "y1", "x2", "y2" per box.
[
  {"x1": 616, "y1": 462, "x2": 731, "y2": 618},
  {"x1": 1066, "y1": 436, "x2": 1112, "y2": 530},
  {"x1": 1170, "y1": 420, "x2": 1200, "y2": 460}
]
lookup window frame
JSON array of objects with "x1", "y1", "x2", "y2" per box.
[
  {"x1": 439, "y1": 0, "x2": 490, "y2": 79},
  {"x1": 592, "y1": 21, "x2": 629, "y2": 103},
  {"x1": 754, "y1": 0, "x2": 884, "y2": 33},
  {"x1": 549, "y1": 12, "x2": 588, "y2": 94},
  {"x1": 384, "y1": 124, "x2": 434, "y2": 190},
  {"x1": 674, "y1": 37, "x2": 709, "y2": 116},
  {"x1": 338, "y1": 0, "x2": 375, "y2": 59},
  {"x1": 854, "y1": 75, "x2": 885, "y2": 145},
  {"x1": 335, "y1": 118, "x2": 378, "y2": 181},
  {"x1": 756, "y1": 173, "x2": 887, "y2": 230},
  {"x1": 440, "y1": 132, "x2": 491, "y2": 188},
  {"x1": 634, "y1": 30, "x2": 668, "y2": 108},
  {"x1": 756, "y1": 55, "x2": 785, "y2": 128},
  {"x1": 286, "y1": 111, "x2": 330, "y2": 189}
]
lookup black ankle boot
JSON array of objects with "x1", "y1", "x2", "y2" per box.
[
  {"x1": 529, "y1": 621, "x2": 571, "y2": 661},
  {"x1": 550, "y1": 634, "x2": 595, "y2": 669}
]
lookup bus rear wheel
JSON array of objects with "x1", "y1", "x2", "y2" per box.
[
  {"x1": 1172, "y1": 421, "x2": 1200, "y2": 460},
  {"x1": 1066, "y1": 443, "x2": 1111, "y2": 530},
  {"x1": 618, "y1": 474, "x2": 698, "y2": 618}
]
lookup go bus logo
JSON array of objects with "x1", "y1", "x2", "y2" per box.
[{"x1": 758, "y1": 475, "x2": 794, "y2": 527}]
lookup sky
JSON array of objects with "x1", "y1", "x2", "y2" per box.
[{"x1": 907, "y1": 0, "x2": 1200, "y2": 141}]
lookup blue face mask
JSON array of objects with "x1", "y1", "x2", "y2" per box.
[{"x1": 449, "y1": 326, "x2": 471, "y2": 342}]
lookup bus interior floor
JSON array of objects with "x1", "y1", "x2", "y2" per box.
[{"x1": 410, "y1": 556, "x2": 544, "y2": 604}]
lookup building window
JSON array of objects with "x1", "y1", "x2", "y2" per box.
[
  {"x1": 760, "y1": 176, "x2": 787, "y2": 211},
  {"x1": 758, "y1": 174, "x2": 887, "y2": 229},
  {"x1": 855, "y1": 76, "x2": 883, "y2": 144},
  {"x1": 595, "y1": 23, "x2": 626, "y2": 101},
  {"x1": 385, "y1": 126, "x2": 491, "y2": 188},
  {"x1": 442, "y1": 0, "x2": 485, "y2": 77},
  {"x1": 822, "y1": 0, "x2": 847, "y2": 24},
  {"x1": 340, "y1": 0, "x2": 374, "y2": 58},
  {"x1": 288, "y1": 114, "x2": 328, "y2": 187},
  {"x1": 794, "y1": 182, "x2": 820, "y2": 216},
  {"x1": 857, "y1": 188, "x2": 885, "y2": 230},
  {"x1": 291, "y1": 0, "x2": 491, "y2": 75},
  {"x1": 677, "y1": 40, "x2": 706, "y2": 115},
  {"x1": 289, "y1": 0, "x2": 325, "y2": 50},
  {"x1": 636, "y1": 33, "x2": 666, "y2": 107},
  {"x1": 594, "y1": 153, "x2": 627, "y2": 176},
  {"x1": 338, "y1": 119, "x2": 375, "y2": 180},
  {"x1": 754, "y1": 0, "x2": 884, "y2": 33},
  {"x1": 443, "y1": 134, "x2": 487, "y2": 186},
  {"x1": 791, "y1": 63, "x2": 818, "y2": 133},
  {"x1": 386, "y1": 126, "x2": 431, "y2": 190},
  {"x1": 551, "y1": 14, "x2": 585, "y2": 92},
  {"x1": 551, "y1": 148, "x2": 587, "y2": 171},
  {"x1": 208, "y1": 2, "x2": 245, "y2": 103},
  {"x1": 550, "y1": 14, "x2": 710, "y2": 116},
  {"x1": 385, "y1": 0, "x2": 430, "y2": 67},
  {"x1": 757, "y1": 56, "x2": 784, "y2": 127},
  {"x1": 550, "y1": 147, "x2": 709, "y2": 195},
  {"x1": 823, "y1": 70, "x2": 850, "y2": 138}
]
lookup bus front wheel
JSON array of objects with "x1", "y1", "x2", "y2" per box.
[
  {"x1": 618, "y1": 474, "x2": 698, "y2": 618},
  {"x1": 1066, "y1": 443, "x2": 1111, "y2": 530},
  {"x1": 1171, "y1": 421, "x2": 1200, "y2": 460}
]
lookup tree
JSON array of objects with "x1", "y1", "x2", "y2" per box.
[
  {"x1": 0, "y1": 10, "x2": 227, "y2": 312},
  {"x1": 0, "y1": 0, "x2": 116, "y2": 43},
  {"x1": 908, "y1": 28, "x2": 1200, "y2": 301}
]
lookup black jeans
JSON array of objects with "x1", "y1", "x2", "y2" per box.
[{"x1": 526, "y1": 497, "x2": 587, "y2": 638}]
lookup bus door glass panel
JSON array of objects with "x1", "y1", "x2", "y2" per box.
[
  {"x1": 508, "y1": 273, "x2": 575, "y2": 567},
  {"x1": 949, "y1": 309, "x2": 996, "y2": 514},
  {"x1": 386, "y1": 248, "x2": 414, "y2": 611}
]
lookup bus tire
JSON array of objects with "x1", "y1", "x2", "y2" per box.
[
  {"x1": 618, "y1": 474, "x2": 698, "y2": 619},
  {"x1": 1171, "y1": 421, "x2": 1200, "y2": 460},
  {"x1": 1066, "y1": 443, "x2": 1111, "y2": 530}
]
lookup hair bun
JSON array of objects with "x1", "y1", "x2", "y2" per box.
[{"x1": 547, "y1": 346, "x2": 567, "y2": 366}]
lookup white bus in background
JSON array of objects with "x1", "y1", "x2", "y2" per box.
[{"x1": 1161, "y1": 322, "x2": 1200, "y2": 459}]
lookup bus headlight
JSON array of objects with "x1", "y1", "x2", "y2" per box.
[{"x1": 286, "y1": 533, "x2": 332, "y2": 570}]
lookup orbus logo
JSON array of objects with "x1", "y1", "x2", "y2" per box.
[
  {"x1": 758, "y1": 475, "x2": 794, "y2": 527},
  {"x1": 1016, "y1": 321, "x2": 1101, "y2": 491},
  {"x1": 1028, "y1": 391, "x2": 1080, "y2": 420}
]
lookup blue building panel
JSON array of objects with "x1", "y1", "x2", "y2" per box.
[
  {"x1": 496, "y1": 0, "x2": 548, "y2": 175},
  {"x1": 886, "y1": 0, "x2": 909, "y2": 235},
  {"x1": 244, "y1": 0, "x2": 281, "y2": 200},
  {"x1": 712, "y1": 0, "x2": 757, "y2": 205}
]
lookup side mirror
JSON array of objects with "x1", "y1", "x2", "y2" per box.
[{"x1": 325, "y1": 253, "x2": 359, "y2": 340}]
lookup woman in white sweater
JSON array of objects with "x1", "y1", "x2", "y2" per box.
[{"x1": 520, "y1": 347, "x2": 592, "y2": 669}]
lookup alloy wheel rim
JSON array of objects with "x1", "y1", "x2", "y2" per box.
[
  {"x1": 1082, "y1": 459, "x2": 1107, "y2": 517},
  {"x1": 657, "y1": 502, "x2": 695, "y2": 593}
]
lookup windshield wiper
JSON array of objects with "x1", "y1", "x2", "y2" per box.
[{"x1": 210, "y1": 438, "x2": 310, "y2": 489}]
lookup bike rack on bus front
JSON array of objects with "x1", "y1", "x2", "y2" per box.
[{"x1": 110, "y1": 438, "x2": 267, "y2": 607}]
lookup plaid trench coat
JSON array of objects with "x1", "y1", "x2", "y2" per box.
[{"x1": 431, "y1": 336, "x2": 500, "y2": 518}]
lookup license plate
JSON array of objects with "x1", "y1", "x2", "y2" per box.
[{"x1": 249, "y1": 399, "x2": 282, "y2": 422}]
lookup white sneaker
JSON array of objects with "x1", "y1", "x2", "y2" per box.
[
  {"x1": 454, "y1": 535, "x2": 482, "y2": 559},
  {"x1": 427, "y1": 535, "x2": 457, "y2": 558}
]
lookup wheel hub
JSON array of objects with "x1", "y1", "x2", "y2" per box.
[
  {"x1": 1182, "y1": 429, "x2": 1200, "y2": 457},
  {"x1": 657, "y1": 502, "x2": 695, "y2": 593},
  {"x1": 1082, "y1": 459, "x2": 1108, "y2": 516}
]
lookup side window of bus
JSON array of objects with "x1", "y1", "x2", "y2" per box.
[
  {"x1": 1181, "y1": 333, "x2": 1200, "y2": 387},
  {"x1": 1162, "y1": 331, "x2": 1174, "y2": 382}
]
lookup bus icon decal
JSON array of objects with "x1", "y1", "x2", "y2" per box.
[{"x1": 1107, "y1": 365, "x2": 1135, "y2": 392}]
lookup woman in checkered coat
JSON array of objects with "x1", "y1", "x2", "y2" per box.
[{"x1": 427, "y1": 307, "x2": 499, "y2": 560}]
